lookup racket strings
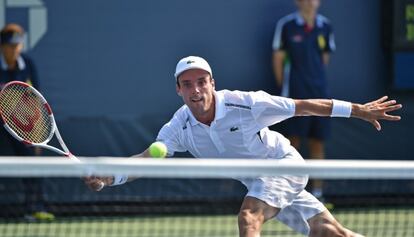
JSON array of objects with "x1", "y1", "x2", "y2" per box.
[{"x1": 0, "y1": 84, "x2": 53, "y2": 143}]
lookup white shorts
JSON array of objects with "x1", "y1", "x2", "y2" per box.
[{"x1": 239, "y1": 149, "x2": 326, "y2": 235}]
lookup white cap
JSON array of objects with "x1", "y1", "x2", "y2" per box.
[{"x1": 174, "y1": 56, "x2": 212, "y2": 79}]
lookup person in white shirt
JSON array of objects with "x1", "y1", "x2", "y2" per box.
[{"x1": 85, "y1": 56, "x2": 401, "y2": 237}]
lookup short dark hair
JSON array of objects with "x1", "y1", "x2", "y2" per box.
[{"x1": 0, "y1": 23, "x2": 24, "y2": 45}]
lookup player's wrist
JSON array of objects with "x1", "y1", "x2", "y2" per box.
[
  {"x1": 350, "y1": 103, "x2": 364, "y2": 119},
  {"x1": 330, "y1": 99, "x2": 352, "y2": 118}
]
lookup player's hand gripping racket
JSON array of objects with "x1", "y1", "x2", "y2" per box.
[{"x1": 0, "y1": 81, "x2": 104, "y2": 190}]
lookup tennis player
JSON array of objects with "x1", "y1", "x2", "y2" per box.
[{"x1": 85, "y1": 56, "x2": 401, "y2": 237}]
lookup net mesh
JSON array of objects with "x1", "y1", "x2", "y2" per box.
[
  {"x1": 0, "y1": 83, "x2": 53, "y2": 143},
  {"x1": 0, "y1": 157, "x2": 413, "y2": 237}
]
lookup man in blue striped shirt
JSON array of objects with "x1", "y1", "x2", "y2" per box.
[{"x1": 272, "y1": 0, "x2": 336, "y2": 200}]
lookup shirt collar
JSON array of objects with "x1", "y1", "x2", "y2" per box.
[
  {"x1": 0, "y1": 54, "x2": 26, "y2": 70},
  {"x1": 187, "y1": 90, "x2": 226, "y2": 126},
  {"x1": 295, "y1": 12, "x2": 324, "y2": 28},
  {"x1": 214, "y1": 90, "x2": 226, "y2": 121},
  {"x1": 187, "y1": 109, "x2": 199, "y2": 126}
]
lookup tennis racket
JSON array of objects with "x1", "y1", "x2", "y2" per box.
[{"x1": 0, "y1": 81, "x2": 104, "y2": 189}]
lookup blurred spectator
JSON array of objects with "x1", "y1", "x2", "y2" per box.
[
  {"x1": 0, "y1": 23, "x2": 54, "y2": 221},
  {"x1": 272, "y1": 0, "x2": 335, "y2": 200}
]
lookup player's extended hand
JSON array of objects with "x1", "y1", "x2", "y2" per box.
[
  {"x1": 83, "y1": 176, "x2": 114, "y2": 192},
  {"x1": 353, "y1": 96, "x2": 402, "y2": 131}
]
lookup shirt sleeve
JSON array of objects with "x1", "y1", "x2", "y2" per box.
[
  {"x1": 246, "y1": 91, "x2": 296, "y2": 128},
  {"x1": 156, "y1": 117, "x2": 186, "y2": 157},
  {"x1": 272, "y1": 19, "x2": 287, "y2": 51},
  {"x1": 324, "y1": 24, "x2": 336, "y2": 52}
]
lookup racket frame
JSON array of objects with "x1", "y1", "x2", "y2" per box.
[
  {"x1": 0, "y1": 82, "x2": 104, "y2": 188},
  {"x1": 0, "y1": 81, "x2": 74, "y2": 159}
]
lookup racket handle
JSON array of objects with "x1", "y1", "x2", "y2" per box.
[
  {"x1": 66, "y1": 152, "x2": 80, "y2": 162},
  {"x1": 68, "y1": 153, "x2": 106, "y2": 191}
]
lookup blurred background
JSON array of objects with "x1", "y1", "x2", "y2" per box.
[
  {"x1": 9, "y1": 0, "x2": 411, "y2": 158},
  {"x1": 0, "y1": 0, "x2": 413, "y2": 224}
]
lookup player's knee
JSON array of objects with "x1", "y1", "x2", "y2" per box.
[
  {"x1": 309, "y1": 222, "x2": 349, "y2": 237},
  {"x1": 238, "y1": 209, "x2": 264, "y2": 232}
]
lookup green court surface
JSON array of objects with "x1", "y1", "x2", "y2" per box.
[{"x1": 1, "y1": 208, "x2": 413, "y2": 237}]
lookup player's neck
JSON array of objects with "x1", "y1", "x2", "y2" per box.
[
  {"x1": 4, "y1": 57, "x2": 17, "y2": 70},
  {"x1": 299, "y1": 10, "x2": 316, "y2": 27}
]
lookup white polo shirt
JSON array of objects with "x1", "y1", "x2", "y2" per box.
[{"x1": 157, "y1": 90, "x2": 297, "y2": 159}]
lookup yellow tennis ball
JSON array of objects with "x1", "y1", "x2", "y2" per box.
[{"x1": 149, "y1": 142, "x2": 167, "y2": 158}]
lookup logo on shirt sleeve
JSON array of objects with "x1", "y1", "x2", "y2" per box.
[
  {"x1": 230, "y1": 126, "x2": 239, "y2": 132},
  {"x1": 318, "y1": 34, "x2": 326, "y2": 50}
]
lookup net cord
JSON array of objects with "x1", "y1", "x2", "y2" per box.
[{"x1": 0, "y1": 158, "x2": 413, "y2": 179}]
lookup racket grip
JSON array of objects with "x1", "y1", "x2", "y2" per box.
[
  {"x1": 66, "y1": 152, "x2": 80, "y2": 162},
  {"x1": 67, "y1": 152, "x2": 105, "y2": 191},
  {"x1": 67, "y1": 153, "x2": 92, "y2": 175}
]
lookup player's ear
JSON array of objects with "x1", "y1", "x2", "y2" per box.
[
  {"x1": 211, "y1": 78, "x2": 215, "y2": 89},
  {"x1": 175, "y1": 78, "x2": 182, "y2": 96},
  {"x1": 176, "y1": 84, "x2": 182, "y2": 96},
  {"x1": 17, "y1": 43, "x2": 23, "y2": 51}
]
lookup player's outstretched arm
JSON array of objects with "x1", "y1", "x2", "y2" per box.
[
  {"x1": 294, "y1": 96, "x2": 402, "y2": 131},
  {"x1": 84, "y1": 149, "x2": 151, "y2": 191}
]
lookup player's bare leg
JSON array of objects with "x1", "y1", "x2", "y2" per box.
[
  {"x1": 288, "y1": 136, "x2": 301, "y2": 150},
  {"x1": 309, "y1": 138, "x2": 325, "y2": 199},
  {"x1": 308, "y1": 210, "x2": 365, "y2": 237},
  {"x1": 238, "y1": 197, "x2": 279, "y2": 237}
]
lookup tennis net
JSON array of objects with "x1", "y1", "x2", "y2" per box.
[{"x1": 0, "y1": 157, "x2": 413, "y2": 237}]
